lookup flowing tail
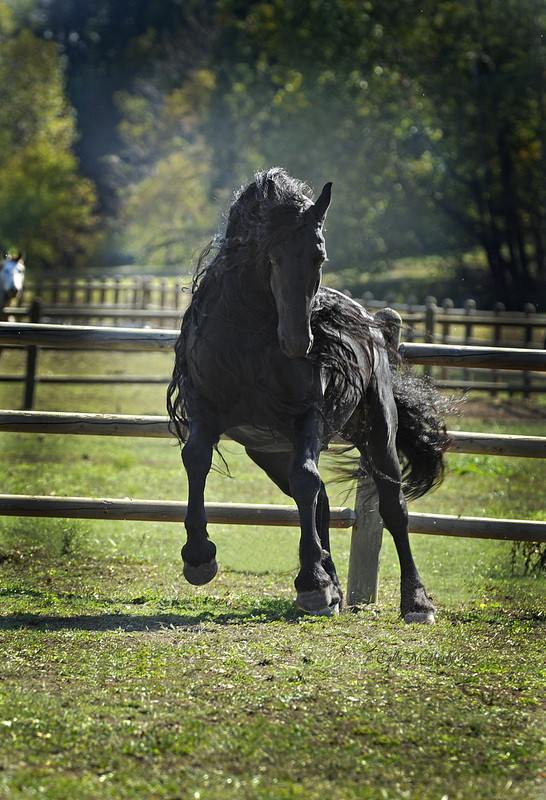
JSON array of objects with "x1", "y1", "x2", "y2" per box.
[{"x1": 392, "y1": 369, "x2": 453, "y2": 500}]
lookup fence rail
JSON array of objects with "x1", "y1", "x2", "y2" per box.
[
  {"x1": 2, "y1": 321, "x2": 545, "y2": 365},
  {"x1": 0, "y1": 317, "x2": 545, "y2": 607},
  {"x1": 0, "y1": 495, "x2": 543, "y2": 544},
  {"x1": 1, "y1": 410, "x2": 545, "y2": 458},
  {"x1": 1, "y1": 317, "x2": 545, "y2": 410},
  {"x1": 6, "y1": 287, "x2": 546, "y2": 396}
]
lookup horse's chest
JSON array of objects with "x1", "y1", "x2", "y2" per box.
[{"x1": 188, "y1": 325, "x2": 319, "y2": 425}]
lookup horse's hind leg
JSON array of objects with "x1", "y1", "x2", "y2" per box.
[
  {"x1": 181, "y1": 418, "x2": 219, "y2": 585},
  {"x1": 362, "y1": 384, "x2": 435, "y2": 624},
  {"x1": 246, "y1": 449, "x2": 342, "y2": 607}
]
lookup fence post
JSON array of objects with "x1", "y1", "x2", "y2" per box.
[
  {"x1": 23, "y1": 299, "x2": 41, "y2": 410},
  {"x1": 175, "y1": 280, "x2": 184, "y2": 310},
  {"x1": 113, "y1": 276, "x2": 121, "y2": 306},
  {"x1": 491, "y1": 301, "x2": 505, "y2": 396},
  {"x1": 523, "y1": 303, "x2": 536, "y2": 398},
  {"x1": 406, "y1": 295, "x2": 416, "y2": 342},
  {"x1": 51, "y1": 277, "x2": 60, "y2": 305},
  {"x1": 424, "y1": 296, "x2": 436, "y2": 377},
  {"x1": 142, "y1": 278, "x2": 152, "y2": 309},
  {"x1": 440, "y1": 298, "x2": 454, "y2": 381},
  {"x1": 463, "y1": 299, "x2": 476, "y2": 383},
  {"x1": 67, "y1": 278, "x2": 76, "y2": 305},
  {"x1": 346, "y1": 307, "x2": 402, "y2": 606}
]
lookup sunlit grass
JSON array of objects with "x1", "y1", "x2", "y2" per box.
[{"x1": 0, "y1": 350, "x2": 544, "y2": 799}]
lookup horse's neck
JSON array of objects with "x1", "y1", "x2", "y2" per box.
[{"x1": 211, "y1": 261, "x2": 276, "y2": 327}]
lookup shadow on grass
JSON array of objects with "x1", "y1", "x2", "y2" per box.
[{"x1": 0, "y1": 599, "x2": 302, "y2": 632}]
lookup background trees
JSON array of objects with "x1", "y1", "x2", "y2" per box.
[
  {"x1": 1, "y1": 0, "x2": 544, "y2": 305},
  {"x1": 0, "y1": 7, "x2": 97, "y2": 266}
]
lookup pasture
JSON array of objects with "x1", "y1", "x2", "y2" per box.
[{"x1": 0, "y1": 347, "x2": 544, "y2": 800}]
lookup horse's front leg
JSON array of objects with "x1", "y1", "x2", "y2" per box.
[
  {"x1": 291, "y1": 411, "x2": 340, "y2": 616},
  {"x1": 181, "y1": 419, "x2": 219, "y2": 585}
]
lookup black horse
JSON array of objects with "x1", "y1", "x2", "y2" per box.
[{"x1": 168, "y1": 169, "x2": 449, "y2": 622}]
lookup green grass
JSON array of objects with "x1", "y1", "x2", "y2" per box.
[{"x1": 0, "y1": 350, "x2": 545, "y2": 799}]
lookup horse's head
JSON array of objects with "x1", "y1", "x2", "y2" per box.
[
  {"x1": 268, "y1": 182, "x2": 331, "y2": 359},
  {"x1": 1, "y1": 253, "x2": 25, "y2": 300}
]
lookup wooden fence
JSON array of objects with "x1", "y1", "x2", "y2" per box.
[
  {"x1": 11, "y1": 279, "x2": 546, "y2": 395},
  {"x1": 0, "y1": 317, "x2": 544, "y2": 606},
  {"x1": 20, "y1": 278, "x2": 546, "y2": 343},
  {"x1": 23, "y1": 275, "x2": 187, "y2": 310}
]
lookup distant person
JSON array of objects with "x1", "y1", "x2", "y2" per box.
[{"x1": 0, "y1": 252, "x2": 25, "y2": 319}]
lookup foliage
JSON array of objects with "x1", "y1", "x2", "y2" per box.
[
  {"x1": 206, "y1": 0, "x2": 545, "y2": 301},
  {"x1": 399, "y1": 0, "x2": 546, "y2": 302},
  {"x1": 5, "y1": 1, "x2": 545, "y2": 301},
  {"x1": 112, "y1": 66, "x2": 220, "y2": 266},
  {"x1": 83, "y1": 0, "x2": 543, "y2": 300},
  {"x1": 119, "y1": 146, "x2": 218, "y2": 267},
  {"x1": 0, "y1": 26, "x2": 98, "y2": 266}
]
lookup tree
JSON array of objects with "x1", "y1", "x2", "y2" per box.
[
  {"x1": 0, "y1": 26, "x2": 98, "y2": 267},
  {"x1": 395, "y1": 0, "x2": 546, "y2": 302},
  {"x1": 172, "y1": 0, "x2": 542, "y2": 302}
]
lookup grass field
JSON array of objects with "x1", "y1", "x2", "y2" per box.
[{"x1": 0, "y1": 348, "x2": 544, "y2": 800}]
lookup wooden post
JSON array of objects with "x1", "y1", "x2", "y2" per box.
[
  {"x1": 523, "y1": 303, "x2": 535, "y2": 399},
  {"x1": 175, "y1": 280, "x2": 183, "y2": 310},
  {"x1": 406, "y1": 295, "x2": 416, "y2": 342},
  {"x1": 491, "y1": 301, "x2": 505, "y2": 396},
  {"x1": 424, "y1": 296, "x2": 436, "y2": 377},
  {"x1": 440, "y1": 298, "x2": 454, "y2": 381},
  {"x1": 33, "y1": 277, "x2": 43, "y2": 303},
  {"x1": 463, "y1": 299, "x2": 476, "y2": 383},
  {"x1": 113, "y1": 276, "x2": 121, "y2": 306},
  {"x1": 160, "y1": 278, "x2": 168, "y2": 308},
  {"x1": 23, "y1": 299, "x2": 41, "y2": 410},
  {"x1": 347, "y1": 307, "x2": 402, "y2": 606}
]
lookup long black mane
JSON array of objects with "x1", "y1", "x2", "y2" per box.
[
  {"x1": 193, "y1": 168, "x2": 312, "y2": 293},
  {"x1": 168, "y1": 168, "x2": 318, "y2": 440}
]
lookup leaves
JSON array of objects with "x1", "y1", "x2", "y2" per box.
[{"x1": 0, "y1": 29, "x2": 98, "y2": 266}]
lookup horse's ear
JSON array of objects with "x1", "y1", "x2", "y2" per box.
[{"x1": 312, "y1": 182, "x2": 332, "y2": 223}]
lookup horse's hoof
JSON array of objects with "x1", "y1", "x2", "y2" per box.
[
  {"x1": 296, "y1": 586, "x2": 335, "y2": 614},
  {"x1": 183, "y1": 558, "x2": 218, "y2": 586},
  {"x1": 404, "y1": 611, "x2": 435, "y2": 624},
  {"x1": 307, "y1": 601, "x2": 340, "y2": 617}
]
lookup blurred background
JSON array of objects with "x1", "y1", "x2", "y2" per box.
[{"x1": 0, "y1": 0, "x2": 544, "y2": 308}]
